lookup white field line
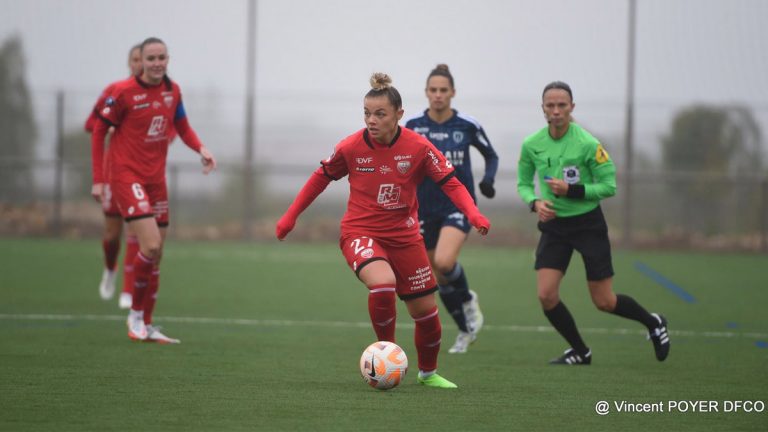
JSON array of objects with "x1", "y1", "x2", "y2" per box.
[{"x1": 0, "y1": 313, "x2": 766, "y2": 340}]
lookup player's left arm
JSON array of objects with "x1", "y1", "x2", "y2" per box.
[
  {"x1": 575, "y1": 141, "x2": 616, "y2": 200},
  {"x1": 585, "y1": 142, "x2": 617, "y2": 199},
  {"x1": 173, "y1": 98, "x2": 216, "y2": 174},
  {"x1": 471, "y1": 126, "x2": 499, "y2": 198},
  {"x1": 424, "y1": 142, "x2": 490, "y2": 234}
]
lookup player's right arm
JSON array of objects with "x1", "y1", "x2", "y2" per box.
[
  {"x1": 275, "y1": 170, "x2": 332, "y2": 240},
  {"x1": 90, "y1": 87, "x2": 123, "y2": 202},
  {"x1": 90, "y1": 119, "x2": 109, "y2": 202},
  {"x1": 276, "y1": 141, "x2": 348, "y2": 240}
]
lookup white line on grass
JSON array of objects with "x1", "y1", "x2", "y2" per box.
[{"x1": 1, "y1": 313, "x2": 766, "y2": 339}]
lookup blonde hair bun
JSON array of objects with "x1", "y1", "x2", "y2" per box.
[{"x1": 369, "y1": 72, "x2": 392, "y2": 91}]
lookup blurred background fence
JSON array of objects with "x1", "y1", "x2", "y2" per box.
[{"x1": 1, "y1": 88, "x2": 767, "y2": 252}]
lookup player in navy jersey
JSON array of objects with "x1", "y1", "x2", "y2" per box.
[
  {"x1": 276, "y1": 73, "x2": 490, "y2": 388},
  {"x1": 86, "y1": 43, "x2": 142, "y2": 308},
  {"x1": 405, "y1": 64, "x2": 499, "y2": 354}
]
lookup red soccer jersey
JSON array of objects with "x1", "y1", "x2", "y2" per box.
[
  {"x1": 85, "y1": 82, "x2": 118, "y2": 133},
  {"x1": 319, "y1": 127, "x2": 455, "y2": 243},
  {"x1": 93, "y1": 76, "x2": 184, "y2": 184},
  {"x1": 86, "y1": 82, "x2": 119, "y2": 183}
]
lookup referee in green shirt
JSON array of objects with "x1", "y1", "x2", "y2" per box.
[{"x1": 517, "y1": 81, "x2": 670, "y2": 365}]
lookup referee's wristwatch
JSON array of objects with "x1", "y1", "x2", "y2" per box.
[{"x1": 529, "y1": 199, "x2": 538, "y2": 212}]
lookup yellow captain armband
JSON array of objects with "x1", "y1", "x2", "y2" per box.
[{"x1": 595, "y1": 144, "x2": 611, "y2": 164}]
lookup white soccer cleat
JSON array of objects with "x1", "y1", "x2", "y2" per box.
[
  {"x1": 126, "y1": 311, "x2": 147, "y2": 341},
  {"x1": 146, "y1": 325, "x2": 181, "y2": 344},
  {"x1": 99, "y1": 269, "x2": 117, "y2": 300},
  {"x1": 448, "y1": 331, "x2": 477, "y2": 354},
  {"x1": 118, "y1": 292, "x2": 132, "y2": 310},
  {"x1": 463, "y1": 290, "x2": 484, "y2": 336}
]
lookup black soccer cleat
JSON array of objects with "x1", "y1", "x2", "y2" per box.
[
  {"x1": 648, "y1": 313, "x2": 670, "y2": 361},
  {"x1": 549, "y1": 348, "x2": 592, "y2": 365}
]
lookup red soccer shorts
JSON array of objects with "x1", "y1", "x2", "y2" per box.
[
  {"x1": 101, "y1": 183, "x2": 121, "y2": 218},
  {"x1": 340, "y1": 233, "x2": 437, "y2": 300},
  {"x1": 111, "y1": 181, "x2": 169, "y2": 226}
]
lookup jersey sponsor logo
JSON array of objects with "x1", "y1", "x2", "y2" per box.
[
  {"x1": 377, "y1": 184, "x2": 401, "y2": 207},
  {"x1": 563, "y1": 165, "x2": 581, "y2": 184},
  {"x1": 379, "y1": 165, "x2": 393, "y2": 174},
  {"x1": 147, "y1": 115, "x2": 168, "y2": 140},
  {"x1": 394, "y1": 154, "x2": 412, "y2": 161},
  {"x1": 355, "y1": 167, "x2": 374, "y2": 173},
  {"x1": 595, "y1": 144, "x2": 611, "y2": 164},
  {"x1": 356, "y1": 157, "x2": 373, "y2": 164},
  {"x1": 533, "y1": 149, "x2": 545, "y2": 155},
  {"x1": 397, "y1": 161, "x2": 411, "y2": 174},
  {"x1": 443, "y1": 150, "x2": 465, "y2": 166},
  {"x1": 452, "y1": 131, "x2": 464, "y2": 143},
  {"x1": 406, "y1": 216, "x2": 416, "y2": 228},
  {"x1": 133, "y1": 103, "x2": 150, "y2": 110},
  {"x1": 427, "y1": 150, "x2": 441, "y2": 168},
  {"x1": 133, "y1": 94, "x2": 147, "y2": 102},
  {"x1": 164, "y1": 95, "x2": 174, "y2": 108},
  {"x1": 429, "y1": 131, "x2": 449, "y2": 141}
]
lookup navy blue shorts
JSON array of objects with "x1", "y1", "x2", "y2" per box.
[
  {"x1": 534, "y1": 206, "x2": 614, "y2": 281},
  {"x1": 419, "y1": 211, "x2": 471, "y2": 250}
]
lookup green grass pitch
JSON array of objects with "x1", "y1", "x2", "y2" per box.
[{"x1": 1, "y1": 238, "x2": 766, "y2": 431}]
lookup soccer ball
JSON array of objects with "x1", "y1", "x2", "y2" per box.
[{"x1": 359, "y1": 341, "x2": 408, "y2": 390}]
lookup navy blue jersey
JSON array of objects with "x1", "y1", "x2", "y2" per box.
[{"x1": 405, "y1": 109, "x2": 498, "y2": 219}]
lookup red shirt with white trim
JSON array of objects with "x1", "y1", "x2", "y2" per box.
[
  {"x1": 92, "y1": 76, "x2": 196, "y2": 184},
  {"x1": 319, "y1": 127, "x2": 455, "y2": 243}
]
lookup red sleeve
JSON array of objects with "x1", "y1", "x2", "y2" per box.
[
  {"x1": 173, "y1": 115, "x2": 203, "y2": 152},
  {"x1": 91, "y1": 120, "x2": 109, "y2": 183},
  {"x1": 275, "y1": 170, "x2": 332, "y2": 239},
  {"x1": 84, "y1": 110, "x2": 97, "y2": 133},
  {"x1": 440, "y1": 176, "x2": 490, "y2": 230},
  {"x1": 421, "y1": 140, "x2": 455, "y2": 183},
  {"x1": 319, "y1": 141, "x2": 349, "y2": 180}
]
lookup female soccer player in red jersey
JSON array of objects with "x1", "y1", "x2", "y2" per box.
[
  {"x1": 91, "y1": 37, "x2": 216, "y2": 344},
  {"x1": 86, "y1": 43, "x2": 142, "y2": 309},
  {"x1": 276, "y1": 73, "x2": 490, "y2": 389}
]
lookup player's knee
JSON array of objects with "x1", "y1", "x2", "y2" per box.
[
  {"x1": 591, "y1": 295, "x2": 615, "y2": 312},
  {"x1": 141, "y1": 243, "x2": 163, "y2": 260},
  {"x1": 433, "y1": 257, "x2": 457, "y2": 276},
  {"x1": 538, "y1": 292, "x2": 559, "y2": 310}
]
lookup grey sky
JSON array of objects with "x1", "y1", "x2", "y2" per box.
[{"x1": 2, "y1": 0, "x2": 767, "y2": 168}]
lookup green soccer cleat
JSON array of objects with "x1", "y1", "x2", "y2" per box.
[{"x1": 417, "y1": 373, "x2": 458, "y2": 389}]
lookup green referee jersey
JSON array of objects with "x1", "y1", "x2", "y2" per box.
[{"x1": 517, "y1": 122, "x2": 616, "y2": 217}]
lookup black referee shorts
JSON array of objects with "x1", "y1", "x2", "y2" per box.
[{"x1": 534, "y1": 206, "x2": 614, "y2": 281}]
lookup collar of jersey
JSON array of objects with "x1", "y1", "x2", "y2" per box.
[
  {"x1": 134, "y1": 75, "x2": 172, "y2": 91},
  {"x1": 363, "y1": 126, "x2": 401, "y2": 149}
]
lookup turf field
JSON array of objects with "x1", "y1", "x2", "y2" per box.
[{"x1": 1, "y1": 238, "x2": 766, "y2": 431}]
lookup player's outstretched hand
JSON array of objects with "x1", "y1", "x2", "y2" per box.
[
  {"x1": 275, "y1": 214, "x2": 296, "y2": 241},
  {"x1": 479, "y1": 181, "x2": 495, "y2": 198},
  {"x1": 91, "y1": 183, "x2": 104, "y2": 203},
  {"x1": 200, "y1": 147, "x2": 217, "y2": 174},
  {"x1": 469, "y1": 213, "x2": 491, "y2": 236}
]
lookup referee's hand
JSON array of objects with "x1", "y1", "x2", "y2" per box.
[{"x1": 533, "y1": 200, "x2": 556, "y2": 222}]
